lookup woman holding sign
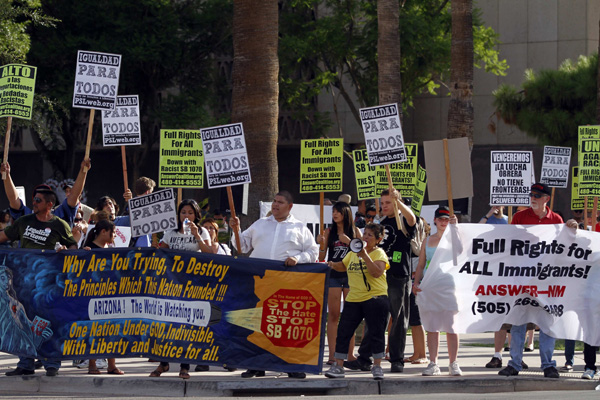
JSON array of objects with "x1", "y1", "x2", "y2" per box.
[
  {"x1": 317, "y1": 201, "x2": 361, "y2": 365},
  {"x1": 413, "y1": 206, "x2": 461, "y2": 376}
]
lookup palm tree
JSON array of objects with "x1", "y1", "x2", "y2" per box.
[
  {"x1": 377, "y1": 0, "x2": 402, "y2": 115},
  {"x1": 447, "y1": 0, "x2": 474, "y2": 147},
  {"x1": 231, "y1": 0, "x2": 279, "y2": 223}
]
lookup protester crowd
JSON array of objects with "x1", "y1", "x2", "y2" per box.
[{"x1": 0, "y1": 159, "x2": 596, "y2": 381}]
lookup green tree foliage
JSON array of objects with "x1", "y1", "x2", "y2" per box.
[
  {"x1": 279, "y1": 0, "x2": 508, "y2": 134},
  {"x1": 493, "y1": 54, "x2": 597, "y2": 148},
  {"x1": 26, "y1": 0, "x2": 232, "y2": 179}
]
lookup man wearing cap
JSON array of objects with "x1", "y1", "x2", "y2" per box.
[
  {"x1": 498, "y1": 182, "x2": 576, "y2": 379},
  {"x1": 0, "y1": 188, "x2": 78, "y2": 376},
  {"x1": 0, "y1": 159, "x2": 91, "y2": 227}
]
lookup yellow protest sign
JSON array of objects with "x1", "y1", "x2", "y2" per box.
[
  {"x1": 159, "y1": 129, "x2": 204, "y2": 188},
  {"x1": 411, "y1": 166, "x2": 427, "y2": 217},
  {"x1": 352, "y1": 149, "x2": 377, "y2": 200},
  {"x1": 300, "y1": 139, "x2": 343, "y2": 193},
  {"x1": 0, "y1": 64, "x2": 37, "y2": 119},
  {"x1": 571, "y1": 167, "x2": 584, "y2": 210},
  {"x1": 375, "y1": 143, "x2": 418, "y2": 197}
]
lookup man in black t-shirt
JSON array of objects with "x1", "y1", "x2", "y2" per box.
[{"x1": 345, "y1": 188, "x2": 416, "y2": 373}]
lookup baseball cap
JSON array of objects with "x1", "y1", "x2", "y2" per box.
[
  {"x1": 434, "y1": 206, "x2": 451, "y2": 219},
  {"x1": 531, "y1": 183, "x2": 551, "y2": 196}
]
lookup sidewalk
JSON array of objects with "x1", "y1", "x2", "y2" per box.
[{"x1": 0, "y1": 333, "x2": 596, "y2": 397}]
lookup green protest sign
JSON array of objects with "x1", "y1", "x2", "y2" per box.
[
  {"x1": 578, "y1": 138, "x2": 600, "y2": 196},
  {"x1": 300, "y1": 138, "x2": 343, "y2": 193},
  {"x1": 411, "y1": 165, "x2": 427, "y2": 217},
  {"x1": 159, "y1": 129, "x2": 204, "y2": 188},
  {"x1": 376, "y1": 143, "x2": 418, "y2": 197},
  {"x1": 571, "y1": 167, "x2": 585, "y2": 210},
  {"x1": 352, "y1": 149, "x2": 377, "y2": 200},
  {"x1": 0, "y1": 64, "x2": 37, "y2": 119}
]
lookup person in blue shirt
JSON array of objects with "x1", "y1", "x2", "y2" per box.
[{"x1": 479, "y1": 206, "x2": 508, "y2": 225}]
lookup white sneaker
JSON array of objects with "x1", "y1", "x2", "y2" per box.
[
  {"x1": 449, "y1": 361, "x2": 462, "y2": 376},
  {"x1": 582, "y1": 368, "x2": 598, "y2": 380},
  {"x1": 77, "y1": 360, "x2": 89, "y2": 369},
  {"x1": 96, "y1": 359, "x2": 108, "y2": 369},
  {"x1": 371, "y1": 365, "x2": 384, "y2": 380},
  {"x1": 324, "y1": 364, "x2": 345, "y2": 378},
  {"x1": 422, "y1": 362, "x2": 441, "y2": 376}
]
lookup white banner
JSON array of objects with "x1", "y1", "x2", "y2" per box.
[
  {"x1": 201, "y1": 122, "x2": 251, "y2": 188},
  {"x1": 490, "y1": 151, "x2": 532, "y2": 206},
  {"x1": 417, "y1": 223, "x2": 600, "y2": 345},
  {"x1": 101, "y1": 95, "x2": 141, "y2": 146},
  {"x1": 128, "y1": 189, "x2": 177, "y2": 237},
  {"x1": 73, "y1": 50, "x2": 121, "y2": 110},
  {"x1": 540, "y1": 146, "x2": 571, "y2": 188},
  {"x1": 360, "y1": 103, "x2": 406, "y2": 166}
]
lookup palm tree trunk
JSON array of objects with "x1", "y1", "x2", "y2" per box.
[
  {"x1": 447, "y1": 0, "x2": 474, "y2": 147},
  {"x1": 231, "y1": 0, "x2": 279, "y2": 225},
  {"x1": 377, "y1": 0, "x2": 402, "y2": 118}
]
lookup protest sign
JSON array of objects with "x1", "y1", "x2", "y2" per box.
[
  {"x1": 201, "y1": 123, "x2": 251, "y2": 189},
  {"x1": 0, "y1": 248, "x2": 328, "y2": 374},
  {"x1": 73, "y1": 51, "x2": 121, "y2": 110},
  {"x1": 375, "y1": 143, "x2": 418, "y2": 197},
  {"x1": 540, "y1": 146, "x2": 571, "y2": 188},
  {"x1": 0, "y1": 64, "x2": 37, "y2": 119},
  {"x1": 360, "y1": 103, "x2": 406, "y2": 166},
  {"x1": 578, "y1": 138, "x2": 600, "y2": 196},
  {"x1": 417, "y1": 223, "x2": 600, "y2": 346},
  {"x1": 353, "y1": 149, "x2": 377, "y2": 200},
  {"x1": 411, "y1": 166, "x2": 427, "y2": 217},
  {"x1": 129, "y1": 189, "x2": 177, "y2": 238},
  {"x1": 571, "y1": 167, "x2": 585, "y2": 210},
  {"x1": 101, "y1": 95, "x2": 141, "y2": 146},
  {"x1": 300, "y1": 139, "x2": 343, "y2": 193},
  {"x1": 578, "y1": 125, "x2": 600, "y2": 161},
  {"x1": 423, "y1": 138, "x2": 473, "y2": 202},
  {"x1": 159, "y1": 130, "x2": 204, "y2": 188},
  {"x1": 489, "y1": 151, "x2": 532, "y2": 206}
]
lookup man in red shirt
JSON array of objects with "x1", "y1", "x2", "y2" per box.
[{"x1": 498, "y1": 183, "x2": 576, "y2": 379}]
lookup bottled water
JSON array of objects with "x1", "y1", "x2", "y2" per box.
[{"x1": 183, "y1": 218, "x2": 191, "y2": 235}]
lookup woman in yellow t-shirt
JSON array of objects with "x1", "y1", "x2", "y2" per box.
[{"x1": 324, "y1": 223, "x2": 390, "y2": 380}]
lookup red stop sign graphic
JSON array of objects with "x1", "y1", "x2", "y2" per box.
[{"x1": 261, "y1": 289, "x2": 321, "y2": 348}]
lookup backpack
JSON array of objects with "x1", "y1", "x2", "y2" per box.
[{"x1": 398, "y1": 216, "x2": 425, "y2": 256}]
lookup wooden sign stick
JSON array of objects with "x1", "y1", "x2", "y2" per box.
[
  {"x1": 319, "y1": 192, "x2": 325, "y2": 252},
  {"x1": 549, "y1": 187, "x2": 556, "y2": 210},
  {"x1": 385, "y1": 164, "x2": 402, "y2": 228},
  {"x1": 443, "y1": 139, "x2": 454, "y2": 215},
  {"x1": 593, "y1": 196, "x2": 598, "y2": 232},
  {"x1": 584, "y1": 196, "x2": 589, "y2": 230},
  {"x1": 120, "y1": 146, "x2": 129, "y2": 192},
  {"x1": 83, "y1": 109, "x2": 95, "y2": 172},
  {"x1": 177, "y1": 188, "x2": 182, "y2": 207},
  {"x1": 508, "y1": 206, "x2": 513, "y2": 224},
  {"x1": 2, "y1": 116, "x2": 12, "y2": 180},
  {"x1": 375, "y1": 198, "x2": 380, "y2": 219},
  {"x1": 227, "y1": 186, "x2": 242, "y2": 254}
]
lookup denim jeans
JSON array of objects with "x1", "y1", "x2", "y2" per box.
[
  {"x1": 564, "y1": 339, "x2": 575, "y2": 366},
  {"x1": 508, "y1": 324, "x2": 555, "y2": 371},
  {"x1": 17, "y1": 356, "x2": 60, "y2": 371},
  {"x1": 334, "y1": 296, "x2": 389, "y2": 360},
  {"x1": 583, "y1": 343, "x2": 598, "y2": 371}
]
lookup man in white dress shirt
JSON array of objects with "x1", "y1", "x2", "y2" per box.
[{"x1": 229, "y1": 190, "x2": 319, "y2": 378}]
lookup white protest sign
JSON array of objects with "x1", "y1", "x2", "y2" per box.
[
  {"x1": 360, "y1": 103, "x2": 406, "y2": 166},
  {"x1": 128, "y1": 189, "x2": 177, "y2": 237},
  {"x1": 101, "y1": 95, "x2": 141, "y2": 146},
  {"x1": 540, "y1": 146, "x2": 571, "y2": 188},
  {"x1": 417, "y1": 223, "x2": 600, "y2": 345},
  {"x1": 73, "y1": 50, "x2": 121, "y2": 110},
  {"x1": 16, "y1": 186, "x2": 25, "y2": 207},
  {"x1": 201, "y1": 122, "x2": 251, "y2": 188},
  {"x1": 490, "y1": 151, "x2": 532, "y2": 206}
]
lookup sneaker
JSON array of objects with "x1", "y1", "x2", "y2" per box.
[
  {"x1": 543, "y1": 366, "x2": 559, "y2": 379},
  {"x1": 324, "y1": 364, "x2": 345, "y2": 379},
  {"x1": 449, "y1": 361, "x2": 462, "y2": 376},
  {"x1": 422, "y1": 362, "x2": 441, "y2": 376},
  {"x1": 581, "y1": 368, "x2": 597, "y2": 380},
  {"x1": 524, "y1": 346, "x2": 534, "y2": 352},
  {"x1": 72, "y1": 360, "x2": 84, "y2": 367},
  {"x1": 485, "y1": 357, "x2": 502, "y2": 368},
  {"x1": 96, "y1": 359, "x2": 108, "y2": 369},
  {"x1": 521, "y1": 361, "x2": 528, "y2": 370},
  {"x1": 371, "y1": 365, "x2": 384, "y2": 380},
  {"x1": 499, "y1": 365, "x2": 519, "y2": 376},
  {"x1": 5, "y1": 367, "x2": 34, "y2": 376},
  {"x1": 77, "y1": 360, "x2": 89, "y2": 369},
  {"x1": 390, "y1": 362, "x2": 404, "y2": 373},
  {"x1": 343, "y1": 358, "x2": 372, "y2": 371},
  {"x1": 560, "y1": 364, "x2": 573, "y2": 372},
  {"x1": 45, "y1": 367, "x2": 59, "y2": 377}
]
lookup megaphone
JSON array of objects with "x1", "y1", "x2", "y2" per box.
[{"x1": 349, "y1": 238, "x2": 364, "y2": 253}]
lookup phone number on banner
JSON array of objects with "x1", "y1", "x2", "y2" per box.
[
  {"x1": 301, "y1": 181, "x2": 341, "y2": 192},
  {"x1": 160, "y1": 178, "x2": 202, "y2": 186}
]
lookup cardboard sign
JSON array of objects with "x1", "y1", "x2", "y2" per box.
[
  {"x1": 489, "y1": 151, "x2": 533, "y2": 206},
  {"x1": 128, "y1": 189, "x2": 177, "y2": 237},
  {"x1": 360, "y1": 103, "x2": 406, "y2": 166},
  {"x1": 423, "y1": 137, "x2": 473, "y2": 201},
  {"x1": 0, "y1": 64, "x2": 37, "y2": 119},
  {"x1": 352, "y1": 149, "x2": 377, "y2": 200},
  {"x1": 411, "y1": 165, "x2": 427, "y2": 217},
  {"x1": 159, "y1": 129, "x2": 204, "y2": 188},
  {"x1": 571, "y1": 167, "x2": 585, "y2": 210},
  {"x1": 540, "y1": 146, "x2": 571, "y2": 188},
  {"x1": 73, "y1": 50, "x2": 121, "y2": 110},
  {"x1": 375, "y1": 143, "x2": 418, "y2": 198},
  {"x1": 578, "y1": 138, "x2": 600, "y2": 196},
  {"x1": 201, "y1": 123, "x2": 251, "y2": 188},
  {"x1": 101, "y1": 95, "x2": 141, "y2": 146},
  {"x1": 578, "y1": 126, "x2": 600, "y2": 161},
  {"x1": 299, "y1": 138, "x2": 343, "y2": 193}
]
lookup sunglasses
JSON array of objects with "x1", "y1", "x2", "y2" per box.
[
  {"x1": 528, "y1": 193, "x2": 544, "y2": 199},
  {"x1": 74, "y1": 218, "x2": 83, "y2": 223},
  {"x1": 365, "y1": 214, "x2": 376, "y2": 219},
  {"x1": 33, "y1": 197, "x2": 43, "y2": 203}
]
